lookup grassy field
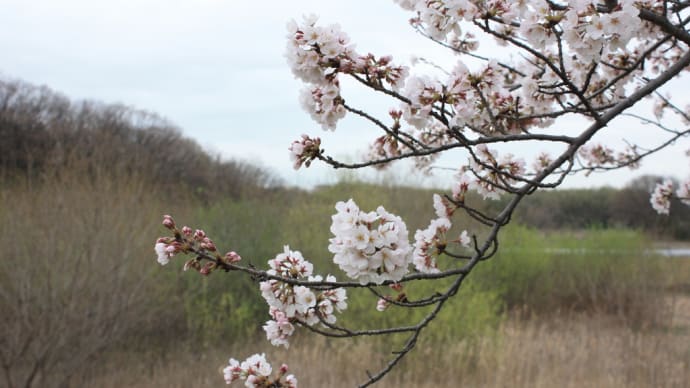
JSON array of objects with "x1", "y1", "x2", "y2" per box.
[
  {"x1": 80, "y1": 294, "x2": 690, "y2": 387},
  {"x1": 2, "y1": 173, "x2": 689, "y2": 387}
]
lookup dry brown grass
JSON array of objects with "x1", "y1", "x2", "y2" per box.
[{"x1": 80, "y1": 295, "x2": 690, "y2": 388}]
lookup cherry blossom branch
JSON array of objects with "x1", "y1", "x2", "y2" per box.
[
  {"x1": 574, "y1": 125, "x2": 690, "y2": 173},
  {"x1": 341, "y1": 102, "x2": 424, "y2": 150},
  {"x1": 318, "y1": 131, "x2": 574, "y2": 170},
  {"x1": 159, "y1": 3, "x2": 690, "y2": 387},
  {"x1": 639, "y1": 8, "x2": 690, "y2": 45},
  {"x1": 412, "y1": 25, "x2": 527, "y2": 77},
  {"x1": 178, "y1": 246, "x2": 475, "y2": 290}
]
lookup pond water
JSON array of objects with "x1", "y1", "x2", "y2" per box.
[
  {"x1": 542, "y1": 247, "x2": 690, "y2": 258},
  {"x1": 655, "y1": 248, "x2": 690, "y2": 257}
]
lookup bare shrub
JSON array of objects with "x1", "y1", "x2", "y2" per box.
[{"x1": 0, "y1": 164, "x2": 175, "y2": 388}]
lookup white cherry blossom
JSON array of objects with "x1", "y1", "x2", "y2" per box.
[
  {"x1": 650, "y1": 179, "x2": 674, "y2": 215},
  {"x1": 329, "y1": 199, "x2": 412, "y2": 284}
]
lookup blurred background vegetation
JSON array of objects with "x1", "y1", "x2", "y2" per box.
[{"x1": 1, "y1": 77, "x2": 688, "y2": 387}]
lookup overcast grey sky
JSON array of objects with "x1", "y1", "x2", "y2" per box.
[{"x1": 1, "y1": 0, "x2": 688, "y2": 189}]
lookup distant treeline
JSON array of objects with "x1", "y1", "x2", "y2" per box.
[
  {"x1": 492, "y1": 177, "x2": 690, "y2": 239},
  {"x1": 0, "y1": 77, "x2": 280, "y2": 199}
]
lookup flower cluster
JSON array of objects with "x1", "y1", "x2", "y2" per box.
[
  {"x1": 223, "y1": 354, "x2": 297, "y2": 387},
  {"x1": 298, "y1": 81, "x2": 346, "y2": 131},
  {"x1": 155, "y1": 215, "x2": 186, "y2": 265},
  {"x1": 579, "y1": 143, "x2": 641, "y2": 171},
  {"x1": 376, "y1": 1, "x2": 679, "y2": 157},
  {"x1": 284, "y1": 0, "x2": 690, "y2": 193},
  {"x1": 289, "y1": 134, "x2": 322, "y2": 170},
  {"x1": 285, "y1": 15, "x2": 350, "y2": 130},
  {"x1": 328, "y1": 199, "x2": 413, "y2": 284},
  {"x1": 284, "y1": 16, "x2": 407, "y2": 90},
  {"x1": 396, "y1": 1, "x2": 643, "y2": 60},
  {"x1": 399, "y1": 50, "x2": 548, "y2": 137},
  {"x1": 413, "y1": 217, "x2": 451, "y2": 273},
  {"x1": 467, "y1": 145, "x2": 526, "y2": 201},
  {"x1": 413, "y1": 195, "x2": 471, "y2": 273},
  {"x1": 154, "y1": 215, "x2": 241, "y2": 274},
  {"x1": 260, "y1": 246, "x2": 347, "y2": 347},
  {"x1": 650, "y1": 178, "x2": 690, "y2": 215},
  {"x1": 350, "y1": 54, "x2": 409, "y2": 91},
  {"x1": 650, "y1": 179, "x2": 674, "y2": 215},
  {"x1": 285, "y1": 15, "x2": 355, "y2": 85},
  {"x1": 286, "y1": 14, "x2": 408, "y2": 133}
]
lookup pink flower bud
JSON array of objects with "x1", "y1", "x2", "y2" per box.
[
  {"x1": 201, "y1": 237, "x2": 217, "y2": 251},
  {"x1": 280, "y1": 364, "x2": 289, "y2": 375},
  {"x1": 289, "y1": 135, "x2": 322, "y2": 170},
  {"x1": 376, "y1": 298, "x2": 389, "y2": 312},
  {"x1": 225, "y1": 251, "x2": 242, "y2": 263},
  {"x1": 389, "y1": 109, "x2": 402, "y2": 119},
  {"x1": 162, "y1": 215, "x2": 175, "y2": 229},
  {"x1": 181, "y1": 226, "x2": 192, "y2": 237},
  {"x1": 200, "y1": 262, "x2": 214, "y2": 276},
  {"x1": 194, "y1": 229, "x2": 206, "y2": 241}
]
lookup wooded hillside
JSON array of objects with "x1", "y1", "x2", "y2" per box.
[{"x1": 0, "y1": 78, "x2": 279, "y2": 200}]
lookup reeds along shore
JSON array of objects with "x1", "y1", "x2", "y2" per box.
[{"x1": 80, "y1": 297, "x2": 690, "y2": 388}]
